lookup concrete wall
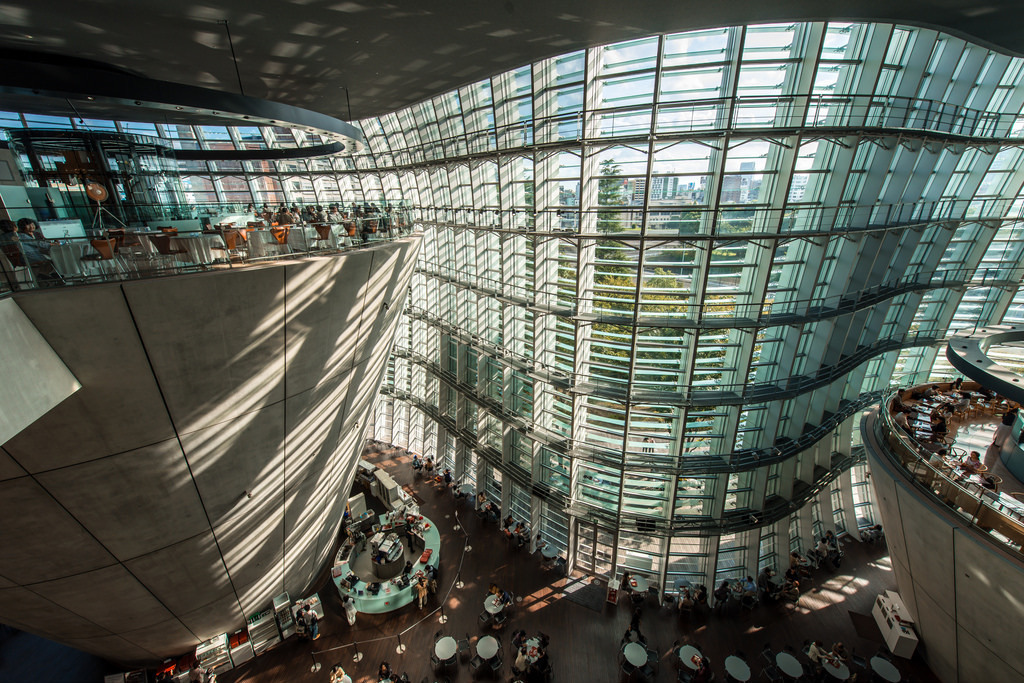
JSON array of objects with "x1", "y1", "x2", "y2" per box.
[
  {"x1": 0, "y1": 236, "x2": 420, "y2": 664},
  {"x1": 863, "y1": 410, "x2": 1024, "y2": 683}
]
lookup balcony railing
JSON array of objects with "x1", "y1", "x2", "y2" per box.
[
  {"x1": 0, "y1": 213, "x2": 417, "y2": 294},
  {"x1": 874, "y1": 392, "x2": 1024, "y2": 555}
]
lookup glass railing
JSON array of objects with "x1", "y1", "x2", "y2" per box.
[
  {"x1": 30, "y1": 199, "x2": 416, "y2": 233},
  {"x1": 874, "y1": 390, "x2": 1024, "y2": 554},
  {"x1": 0, "y1": 211, "x2": 418, "y2": 294}
]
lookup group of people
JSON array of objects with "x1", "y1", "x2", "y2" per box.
[
  {"x1": 511, "y1": 629, "x2": 552, "y2": 683},
  {"x1": 294, "y1": 604, "x2": 321, "y2": 641},
  {"x1": 807, "y1": 639, "x2": 853, "y2": 677},
  {"x1": 502, "y1": 514, "x2": 530, "y2": 548},
  {"x1": 248, "y1": 202, "x2": 398, "y2": 240},
  {"x1": 0, "y1": 217, "x2": 61, "y2": 285}
]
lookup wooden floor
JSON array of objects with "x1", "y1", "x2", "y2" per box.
[{"x1": 218, "y1": 447, "x2": 941, "y2": 683}]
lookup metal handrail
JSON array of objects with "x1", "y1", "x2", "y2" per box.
[{"x1": 873, "y1": 392, "x2": 1024, "y2": 554}]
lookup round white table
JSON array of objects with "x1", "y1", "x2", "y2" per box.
[
  {"x1": 870, "y1": 656, "x2": 901, "y2": 682},
  {"x1": 725, "y1": 655, "x2": 751, "y2": 682},
  {"x1": 673, "y1": 577, "x2": 691, "y2": 590},
  {"x1": 623, "y1": 642, "x2": 647, "y2": 667},
  {"x1": 678, "y1": 645, "x2": 703, "y2": 670},
  {"x1": 477, "y1": 635, "x2": 499, "y2": 660},
  {"x1": 541, "y1": 545, "x2": 558, "y2": 559},
  {"x1": 435, "y1": 636, "x2": 457, "y2": 660},
  {"x1": 484, "y1": 595, "x2": 505, "y2": 614},
  {"x1": 822, "y1": 660, "x2": 850, "y2": 680},
  {"x1": 629, "y1": 575, "x2": 649, "y2": 592},
  {"x1": 775, "y1": 652, "x2": 804, "y2": 679},
  {"x1": 524, "y1": 637, "x2": 542, "y2": 665}
]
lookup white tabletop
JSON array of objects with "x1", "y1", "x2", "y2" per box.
[
  {"x1": 775, "y1": 652, "x2": 804, "y2": 678},
  {"x1": 678, "y1": 645, "x2": 703, "y2": 670},
  {"x1": 724, "y1": 655, "x2": 750, "y2": 681},
  {"x1": 673, "y1": 577, "x2": 691, "y2": 589},
  {"x1": 870, "y1": 656, "x2": 901, "y2": 682},
  {"x1": 484, "y1": 595, "x2": 505, "y2": 614},
  {"x1": 623, "y1": 642, "x2": 647, "y2": 667},
  {"x1": 477, "y1": 635, "x2": 499, "y2": 660},
  {"x1": 541, "y1": 545, "x2": 558, "y2": 559},
  {"x1": 524, "y1": 637, "x2": 542, "y2": 664},
  {"x1": 822, "y1": 660, "x2": 850, "y2": 680},
  {"x1": 628, "y1": 575, "x2": 649, "y2": 592},
  {"x1": 434, "y1": 636, "x2": 457, "y2": 660}
]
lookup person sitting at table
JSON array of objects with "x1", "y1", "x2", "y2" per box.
[
  {"x1": 923, "y1": 385, "x2": 940, "y2": 398},
  {"x1": 377, "y1": 661, "x2": 393, "y2": 681},
  {"x1": 484, "y1": 502, "x2": 499, "y2": 523},
  {"x1": 330, "y1": 664, "x2": 353, "y2": 683},
  {"x1": 678, "y1": 586, "x2": 695, "y2": 611},
  {"x1": 499, "y1": 587, "x2": 514, "y2": 607},
  {"x1": 713, "y1": 580, "x2": 731, "y2": 606},
  {"x1": 503, "y1": 514, "x2": 515, "y2": 531},
  {"x1": 952, "y1": 377, "x2": 964, "y2": 392},
  {"x1": 963, "y1": 450, "x2": 984, "y2": 473},
  {"x1": 693, "y1": 584, "x2": 709, "y2": 609},
  {"x1": 531, "y1": 649, "x2": 551, "y2": 681},
  {"x1": 692, "y1": 657, "x2": 712, "y2": 683},
  {"x1": 891, "y1": 389, "x2": 910, "y2": 412},
  {"x1": 780, "y1": 579, "x2": 800, "y2": 602},
  {"x1": 423, "y1": 457, "x2": 435, "y2": 473},
  {"x1": 740, "y1": 575, "x2": 757, "y2": 596},
  {"x1": 807, "y1": 640, "x2": 831, "y2": 666},
  {"x1": 893, "y1": 409, "x2": 912, "y2": 434},
  {"x1": 756, "y1": 567, "x2": 776, "y2": 597},
  {"x1": 511, "y1": 629, "x2": 527, "y2": 649},
  {"x1": 928, "y1": 447, "x2": 948, "y2": 467},
  {"x1": 328, "y1": 206, "x2": 344, "y2": 223},
  {"x1": 619, "y1": 572, "x2": 633, "y2": 593},
  {"x1": 513, "y1": 522, "x2": 528, "y2": 547},
  {"x1": 514, "y1": 646, "x2": 530, "y2": 675},
  {"x1": 831, "y1": 642, "x2": 850, "y2": 666},
  {"x1": 477, "y1": 491, "x2": 487, "y2": 507},
  {"x1": 929, "y1": 410, "x2": 948, "y2": 439}
]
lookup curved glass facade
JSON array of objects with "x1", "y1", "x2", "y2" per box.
[
  {"x1": 356, "y1": 21, "x2": 1024, "y2": 587},
  {"x1": 6, "y1": 20, "x2": 1024, "y2": 592}
]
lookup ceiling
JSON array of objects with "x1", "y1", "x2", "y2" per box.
[{"x1": 1, "y1": 0, "x2": 1022, "y2": 122}]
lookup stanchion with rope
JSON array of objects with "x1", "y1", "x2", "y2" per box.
[
  {"x1": 310, "y1": 653, "x2": 322, "y2": 673},
  {"x1": 396, "y1": 632, "x2": 407, "y2": 654},
  {"x1": 438, "y1": 603, "x2": 448, "y2": 623},
  {"x1": 352, "y1": 640, "x2": 363, "y2": 662}
]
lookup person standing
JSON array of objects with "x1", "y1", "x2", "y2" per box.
[
  {"x1": 342, "y1": 595, "x2": 357, "y2": 626},
  {"x1": 414, "y1": 577, "x2": 429, "y2": 609},
  {"x1": 303, "y1": 605, "x2": 320, "y2": 640}
]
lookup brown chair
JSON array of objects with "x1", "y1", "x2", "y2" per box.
[
  {"x1": 90, "y1": 238, "x2": 116, "y2": 260},
  {"x1": 212, "y1": 229, "x2": 246, "y2": 261},
  {"x1": 313, "y1": 223, "x2": 334, "y2": 248},
  {"x1": 345, "y1": 221, "x2": 356, "y2": 237},
  {"x1": 270, "y1": 226, "x2": 290, "y2": 245}
]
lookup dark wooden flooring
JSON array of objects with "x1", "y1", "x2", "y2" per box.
[{"x1": 218, "y1": 448, "x2": 941, "y2": 683}]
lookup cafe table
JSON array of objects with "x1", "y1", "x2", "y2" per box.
[
  {"x1": 678, "y1": 645, "x2": 703, "y2": 670},
  {"x1": 477, "y1": 635, "x2": 499, "y2": 660},
  {"x1": 434, "y1": 636, "x2": 457, "y2": 661},
  {"x1": 821, "y1": 659, "x2": 850, "y2": 680},
  {"x1": 484, "y1": 594, "x2": 505, "y2": 614},
  {"x1": 724, "y1": 655, "x2": 751, "y2": 682},
  {"x1": 870, "y1": 656, "x2": 900, "y2": 682},
  {"x1": 628, "y1": 575, "x2": 649, "y2": 593},
  {"x1": 623, "y1": 642, "x2": 647, "y2": 667},
  {"x1": 775, "y1": 652, "x2": 803, "y2": 679}
]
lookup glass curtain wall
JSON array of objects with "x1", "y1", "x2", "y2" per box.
[
  {"x1": 365, "y1": 21, "x2": 1024, "y2": 589},
  {"x1": 5, "y1": 20, "x2": 1024, "y2": 591}
]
